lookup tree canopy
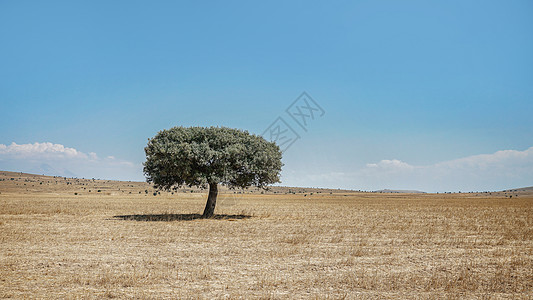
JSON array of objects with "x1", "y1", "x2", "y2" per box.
[{"x1": 143, "y1": 126, "x2": 283, "y2": 217}]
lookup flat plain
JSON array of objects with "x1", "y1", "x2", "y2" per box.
[{"x1": 1, "y1": 171, "x2": 532, "y2": 299}]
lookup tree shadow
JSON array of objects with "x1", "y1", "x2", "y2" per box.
[{"x1": 112, "y1": 213, "x2": 252, "y2": 222}]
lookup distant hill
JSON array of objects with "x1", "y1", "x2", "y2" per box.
[
  {"x1": 37, "y1": 163, "x2": 77, "y2": 178},
  {"x1": 502, "y1": 186, "x2": 533, "y2": 193},
  {"x1": 0, "y1": 170, "x2": 357, "y2": 196},
  {"x1": 374, "y1": 189, "x2": 426, "y2": 194}
]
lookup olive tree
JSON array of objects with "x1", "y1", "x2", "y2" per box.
[{"x1": 143, "y1": 126, "x2": 283, "y2": 218}]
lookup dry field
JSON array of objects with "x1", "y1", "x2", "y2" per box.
[{"x1": 1, "y1": 172, "x2": 532, "y2": 299}]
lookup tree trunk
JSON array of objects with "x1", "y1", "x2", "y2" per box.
[{"x1": 202, "y1": 182, "x2": 218, "y2": 218}]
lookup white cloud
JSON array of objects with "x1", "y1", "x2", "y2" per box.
[
  {"x1": 365, "y1": 147, "x2": 533, "y2": 191},
  {"x1": 436, "y1": 148, "x2": 533, "y2": 171},
  {"x1": 282, "y1": 147, "x2": 533, "y2": 192},
  {"x1": 89, "y1": 152, "x2": 98, "y2": 160},
  {"x1": 366, "y1": 159, "x2": 414, "y2": 171},
  {"x1": 0, "y1": 142, "x2": 143, "y2": 181},
  {"x1": 0, "y1": 142, "x2": 88, "y2": 159}
]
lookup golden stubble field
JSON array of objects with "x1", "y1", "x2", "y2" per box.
[{"x1": 0, "y1": 172, "x2": 532, "y2": 299}]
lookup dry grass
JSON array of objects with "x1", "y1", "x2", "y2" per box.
[{"x1": 1, "y1": 172, "x2": 532, "y2": 299}]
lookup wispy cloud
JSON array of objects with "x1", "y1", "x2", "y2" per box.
[
  {"x1": 366, "y1": 159, "x2": 414, "y2": 171},
  {"x1": 0, "y1": 142, "x2": 142, "y2": 181},
  {"x1": 283, "y1": 147, "x2": 533, "y2": 192}
]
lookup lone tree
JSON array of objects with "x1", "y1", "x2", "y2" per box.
[{"x1": 143, "y1": 126, "x2": 283, "y2": 218}]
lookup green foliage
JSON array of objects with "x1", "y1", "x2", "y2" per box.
[{"x1": 144, "y1": 126, "x2": 283, "y2": 190}]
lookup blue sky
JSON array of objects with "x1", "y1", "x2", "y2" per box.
[{"x1": 1, "y1": 1, "x2": 532, "y2": 192}]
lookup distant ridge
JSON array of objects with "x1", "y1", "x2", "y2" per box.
[
  {"x1": 502, "y1": 186, "x2": 533, "y2": 192},
  {"x1": 374, "y1": 189, "x2": 426, "y2": 194},
  {"x1": 37, "y1": 163, "x2": 77, "y2": 178},
  {"x1": 0, "y1": 170, "x2": 356, "y2": 195}
]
